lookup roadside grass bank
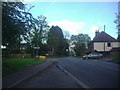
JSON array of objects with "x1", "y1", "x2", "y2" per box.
[
  {"x1": 111, "y1": 57, "x2": 120, "y2": 64},
  {"x1": 3, "y1": 57, "x2": 45, "y2": 76},
  {"x1": 76, "y1": 56, "x2": 83, "y2": 59}
]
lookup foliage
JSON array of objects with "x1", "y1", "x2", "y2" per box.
[
  {"x1": 2, "y1": 2, "x2": 72, "y2": 57},
  {"x1": 3, "y1": 58, "x2": 45, "y2": 76},
  {"x1": 114, "y1": 12, "x2": 120, "y2": 41},
  {"x1": 2, "y1": 2, "x2": 49, "y2": 57},
  {"x1": 112, "y1": 57, "x2": 120, "y2": 64},
  {"x1": 27, "y1": 15, "x2": 48, "y2": 56},
  {"x1": 71, "y1": 34, "x2": 91, "y2": 44},
  {"x1": 74, "y1": 42, "x2": 86, "y2": 56},
  {"x1": 47, "y1": 26, "x2": 69, "y2": 55},
  {"x1": 29, "y1": 16, "x2": 48, "y2": 47},
  {"x1": 70, "y1": 33, "x2": 91, "y2": 56},
  {"x1": 2, "y1": 2, "x2": 36, "y2": 55}
]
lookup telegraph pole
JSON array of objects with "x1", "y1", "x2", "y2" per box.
[{"x1": 104, "y1": 25, "x2": 105, "y2": 55}]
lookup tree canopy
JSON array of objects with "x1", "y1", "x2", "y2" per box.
[
  {"x1": 2, "y1": 2, "x2": 91, "y2": 58},
  {"x1": 2, "y1": 2, "x2": 25, "y2": 47},
  {"x1": 47, "y1": 26, "x2": 69, "y2": 55},
  {"x1": 70, "y1": 33, "x2": 91, "y2": 56}
]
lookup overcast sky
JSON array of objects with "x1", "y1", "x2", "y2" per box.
[{"x1": 24, "y1": 2, "x2": 118, "y2": 39}]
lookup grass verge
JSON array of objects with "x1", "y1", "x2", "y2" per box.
[
  {"x1": 76, "y1": 56, "x2": 83, "y2": 58},
  {"x1": 3, "y1": 57, "x2": 45, "y2": 76},
  {"x1": 111, "y1": 57, "x2": 120, "y2": 64}
]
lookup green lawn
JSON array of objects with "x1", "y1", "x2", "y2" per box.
[
  {"x1": 112, "y1": 57, "x2": 120, "y2": 64},
  {"x1": 76, "y1": 56, "x2": 83, "y2": 58},
  {"x1": 3, "y1": 57, "x2": 45, "y2": 76}
]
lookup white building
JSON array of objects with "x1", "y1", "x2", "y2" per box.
[{"x1": 88, "y1": 31, "x2": 120, "y2": 54}]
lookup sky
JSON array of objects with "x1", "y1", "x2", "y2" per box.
[{"x1": 24, "y1": 2, "x2": 118, "y2": 40}]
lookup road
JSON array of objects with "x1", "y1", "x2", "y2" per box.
[
  {"x1": 58, "y1": 57, "x2": 119, "y2": 88},
  {"x1": 15, "y1": 56, "x2": 119, "y2": 88},
  {"x1": 15, "y1": 61, "x2": 82, "y2": 88}
]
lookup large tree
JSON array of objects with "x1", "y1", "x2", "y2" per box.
[
  {"x1": 2, "y1": 2, "x2": 28, "y2": 54},
  {"x1": 29, "y1": 15, "x2": 48, "y2": 56},
  {"x1": 114, "y1": 2, "x2": 120, "y2": 41},
  {"x1": 70, "y1": 33, "x2": 91, "y2": 56},
  {"x1": 2, "y1": 2, "x2": 49, "y2": 57},
  {"x1": 47, "y1": 26, "x2": 69, "y2": 55}
]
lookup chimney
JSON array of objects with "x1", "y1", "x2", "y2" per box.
[{"x1": 95, "y1": 30, "x2": 99, "y2": 36}]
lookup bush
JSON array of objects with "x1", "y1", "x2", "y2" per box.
[{"x1": 112, "y1": 57, "x2": 120, "y2": 64}]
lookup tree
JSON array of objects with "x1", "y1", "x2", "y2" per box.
[
  {"x1": 30, "y1": 16, "x2": 48, "y2": 57},
  {"x1": 74, "y1": 42, "x2": 86, "y2": 56},
  {"x1": 63, "y1": 30, "x2": 70, "y2": 39},
  {"x1": 2, "y1": 2, "x2": 27, "y2": 55},
  {"x1": 2, "y1": 2, "x2": 51, "y2": 58},
  {"x1": 47, "y1": 26, "x2": 69, "y2": 55},
  {"x1": 70, "y1": 33, "x2": 91, "y2": 56},
  {"x1": 114, "y1": 13, "x2": 120, "y2": 41},
  {"x1": 114, "y1": 2, "x2": 120, "y2": 41}
]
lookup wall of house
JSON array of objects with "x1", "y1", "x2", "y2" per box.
[
  {"x1": 94, "y1": 42, "x2": 120, "y2": 52},
  {"x1": 94, "y1": 42, "x2": 105, "y2": 51},
  {"x1": 112, "y1": 42, "x2": 120, "y2": 47}
]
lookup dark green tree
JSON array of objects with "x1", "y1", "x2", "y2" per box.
[
  {"x1": 114, "y1": 12, "x2": 120, "y2": 41},
  {"x1": 70, "y1": 33, "x2": 91, "y2": 56},
  {"x1": 74, "y1": 42, "x2": 86, "y2": 56},
  {"x1": 47, "y1": 26, "x2": 69, "y2": 55},
  {"x1": 114, "y1": 1, "x2": 120, "y2": 41},
  {"x1": 2, "y1": 2, "x2": 27, "y2": 55},
  {"x1": 29, "y1": 15, "x2": 48, "y2": 57}
]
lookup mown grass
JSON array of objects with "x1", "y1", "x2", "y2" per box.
[
  {"x1": 76, "y1": 56, "x2": 83, "y2": 58},
  {"x1": 2, "y1": 57, "x2": 45, "y2": 76},
  {"x1": 112, "y1": 57, "x2": 120, "y2": 64}
]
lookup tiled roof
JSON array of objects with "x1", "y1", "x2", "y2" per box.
[{"x1": 93, "y1": 31, "x2": 117, "y2": 42}]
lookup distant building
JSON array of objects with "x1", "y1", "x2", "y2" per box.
[
  {"x1": 88, "y1": 30, "x2": 120, "y2": 55},
  {"x1": 69, "y1": 40, "x2": 76, "y2": 56}
]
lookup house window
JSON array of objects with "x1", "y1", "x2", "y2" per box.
[{"x1": 107, "y1": 42, "x2": 111, "y2": 47}]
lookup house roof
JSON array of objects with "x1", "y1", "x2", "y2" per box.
[{"x1": 93, "y1": 31, "x2": 117, "y2": 42}]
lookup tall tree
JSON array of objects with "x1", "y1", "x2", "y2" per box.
[
  {"x1": 74, "y1": 42, "x2": 86, "y2": 56},
  {"x1": 27, "y1": 15, "x2": 48, "y2": 56},
  {"x1": 114, "y1": 13, "x2": 120, "y2": 41},
  {"x1": 114, "y1": 1, "x2": 120, "y2": 41},
  {"x1": 47, "y1": 26, "x2": 69, "y2": 55},
  {"x1": 70, "y1": 33, "x2": 91, "y2": 56},
  {"x1": 2, "y1": 2, "x2": 27, "y2": 54}
]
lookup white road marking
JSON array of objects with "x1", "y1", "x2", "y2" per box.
[{"x1": 57, "y1": 65, "x2": 90, "y2": 88}]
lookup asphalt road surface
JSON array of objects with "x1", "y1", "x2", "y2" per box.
[
  {"x1": 15, "y1": 56, "x2": 119, "y2": 88},
  {"x1": 58, "y1": 57, "x2": 119, "y2": 88},
  {"x1": 15, "y1": 62, "x2": 82, "y2": 88}
]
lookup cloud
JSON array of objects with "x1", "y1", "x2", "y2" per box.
[
  {"x1": 97, "y1": 22, "x2": 107, "y2": 26},
  {"x1": 97, "y1": 22, "x2": 103, "y2": 26},
  {"x1": 90, "y1": 25, "x2": 99, "y2": 32},
  {"x1": 48, "y1": 20, "x2": 86, "y2": 35}
]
